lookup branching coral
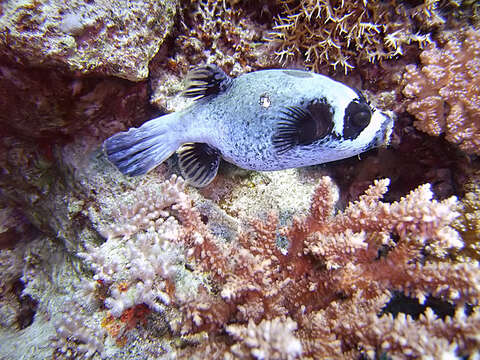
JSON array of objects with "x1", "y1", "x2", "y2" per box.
[
  {"x1": 150, "y1": 0, "x2": 276, "y2": 110},
  {"x1": 269, "y1": 0, "x2": 441, "y2": 73},
  {"x1": 174, "y1": 0, "x2": 273, "y2": 75},
  {"x1": 178, "y1": 177, "x2": 479, "y2": 358},
  {"x1": 226, "y1": 316, "x2": 302, "y2": 360},
  {"x1": 52, "y1": 301, "x2": 106, "y2": 359},
  {"x1": 453, "y1": 172, "x2": 480, "y2": 261},
  {"x1": 75, "y1": 174, "x2": 479, "y2": 359},
  {"x1": 402, "y1": 27, "x2": 480, "y2": 155},
  {"x1": 78, "y1": 175, "x2": 189, "y2": 318}
]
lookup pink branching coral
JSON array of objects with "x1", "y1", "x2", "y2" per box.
[
  {"x1": 78, "y1": 175, "x2": 190, "y2": 317},
  {"x1": 269, "y1": 0, "x2": 440, "y2": 73},
  {"x1": 402, "y1": 27, "x2": 480, "y2": 155},
  {"x1": 179, "y1": 177, "x2": 479, "y2": 358},
  {"x1": 78, "y1": 175, "x2": 480, "y2": 358},
  {"x1": 226, "y1": 316, "x2": 302, "y2": 359}
]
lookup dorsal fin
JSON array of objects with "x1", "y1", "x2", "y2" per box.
[
  {"x1": 182, "y1": 65, "x2": 232, "y2": 100},
  {"x1": 178, "y1": 143, "x2": 221, "y2": 187},
  {"x1": 272, "y1": 99, "x2": 335, "y2": 154}
]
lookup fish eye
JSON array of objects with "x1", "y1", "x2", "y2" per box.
[
  {"x1": 353, "y1": 110, "x2": 371, "y2": 127},
  {"x1": 343, "y1": 100, "x2": 373, "y2": 140}
]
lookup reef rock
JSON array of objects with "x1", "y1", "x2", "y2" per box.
[{"x1": 0, "y1": 0, "x2": 177, "y2": 81}]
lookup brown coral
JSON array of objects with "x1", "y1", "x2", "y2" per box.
[
  {"x1": 402, "y1": 27, "x2": 480, "y2": 154},
  {"x1": 269, "y1": 0, "x2": 440, "y2": 73},
  {"x1": 150, "y1": 0, "x2": 276, "y2": 111},
  {"x1": 453, "y1": 172, "x2": 480, "y2": 261}
]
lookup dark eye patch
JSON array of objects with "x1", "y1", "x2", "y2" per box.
[{"x1": 343, "y1": 99, "x2": 372, "y2": 140}]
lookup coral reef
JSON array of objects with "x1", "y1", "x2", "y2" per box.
[
  {"x1": 0, "y1": 1, "x2": 479, "y2": 359},
  {"x1": 226, "y1": 317, "x2": 302, "y2": 359},
  {"x1": 73, "y1": 175, "x2": 479, "y2": 359},
  {"x1": 453, "y1": 171, "x2": 480, "y2": 261},
  {"x1": 149, "y1": 0, "x2": 276, "y2": 112},
  {"x1": 269, "y1": 0, "x2": 441, "y2": 73},
  {"x1": 402, "y1": 27, "x2": 480, "y2": 155},
  {"x1": 175, "y1": 0, "x2": 275, "y2": 75},
  {"x1": 0, "y1": 0, "x2": 177, "y2": 81},
  {"x1": 52, "y1": 301, "x2": 106, "y2": 359},
  {"x1": 78, "y1": 176, "x2": 189, "y2": 318}
]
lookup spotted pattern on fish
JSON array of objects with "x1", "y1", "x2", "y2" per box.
[{"x1": 104, "y1": 65, "x2": 394, "y2": 187}]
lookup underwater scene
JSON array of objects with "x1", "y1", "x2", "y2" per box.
[{"x1": 0, "y1": 0, "x2": 479, "y2": 359}]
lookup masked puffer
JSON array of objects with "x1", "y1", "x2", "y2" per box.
[{"x1": 104, "y1": 65, "x2": 394, "y2": 187}]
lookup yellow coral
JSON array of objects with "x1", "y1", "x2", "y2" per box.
[{"x1": 402, "y1": 28, "x2": 480, "y2": 154}]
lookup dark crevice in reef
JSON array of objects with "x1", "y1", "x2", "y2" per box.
[
  {"x1": 12, "y1": 279, "x2": 38, "y2": 330},
  {"x1": 381, "y1": 291, "x2": 456, "y2": 320}
]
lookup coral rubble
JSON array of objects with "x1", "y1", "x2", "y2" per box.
[{"x1": 402, "y1": 28, "x2": 480, "y2": 155}]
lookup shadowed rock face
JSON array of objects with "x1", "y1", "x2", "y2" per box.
[
  {"x1": 0, "y1": 63, "x2": 156, "y2": 139},
  {"x1": 0, "y1": 0, "x2": 177, "y2": 139}
]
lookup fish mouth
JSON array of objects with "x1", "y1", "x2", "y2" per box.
[{"x1": 375, "y1": 111, "x2": 394, "y2": 148}]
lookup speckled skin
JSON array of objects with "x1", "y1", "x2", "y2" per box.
[
  {"x1": 174, "y1": 69, "x2": 393, "y2": 171},
  {"x1": 105, "y1": 69, "x2": 393, "y2": 177}
]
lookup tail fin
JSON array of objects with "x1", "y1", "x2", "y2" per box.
[{"x1": 104, "y1": 113, "x2": 180, "y2": 176}]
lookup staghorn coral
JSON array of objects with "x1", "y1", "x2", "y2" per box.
[
  {"x1": 226, "y1": 316, "x2": 302, "y2": 360},
  {"x1": 453, "y1": 172, "x2": 480, "y2": 261},
  {"x1": 78, "y1": 175, "x2": 191, "y2": 318},
  {"x1": 74, "y1": 174, "x2": 480, "y2": 358},
  {"x1": 402, "y1": 27, "x2": 480, "y2": 155},
  {"x1": 269, "y1": 0, "x2": 440, "y2": 73},
  {"x1": 178, "y1": 176, "x2": 479, "y2": 358}
]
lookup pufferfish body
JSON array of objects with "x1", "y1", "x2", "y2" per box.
[{"x1": 104, "y1": 65, "x2": 394, "y2": 187}]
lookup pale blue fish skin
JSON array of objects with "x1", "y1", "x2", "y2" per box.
[{"x1": 104, "y1": 68, "x2": 394, "y2": 185}]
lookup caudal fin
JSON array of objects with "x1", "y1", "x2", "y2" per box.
[{"x1": 104, "y1": 114, "x2": 180, "y2": 176}]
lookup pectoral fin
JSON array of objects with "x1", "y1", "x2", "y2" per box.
[
  {"x1": 182, "y1": 64, "x2": 232, "y2": 100},
  {"x1": 272, "y1": 99, "x2": 335, "y2": 154},
  {"x1": 178, "y1": 143, "x2": 220, "y2": 187}
]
